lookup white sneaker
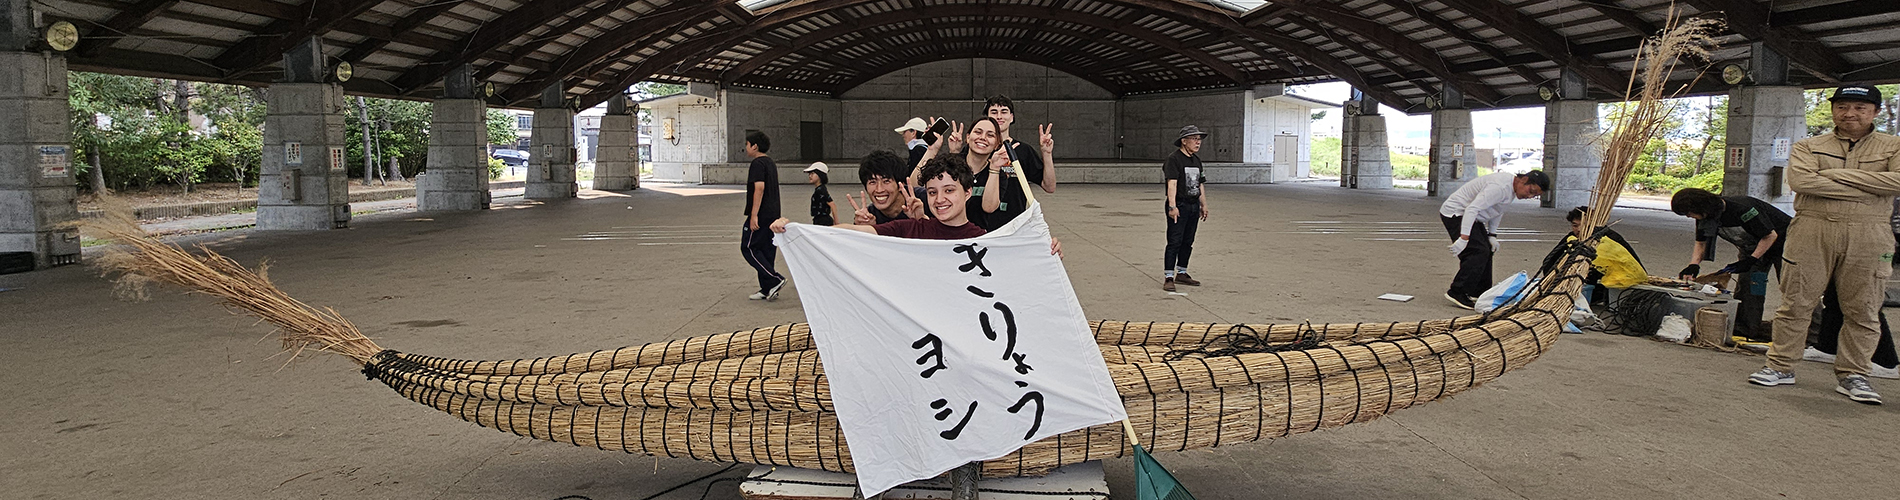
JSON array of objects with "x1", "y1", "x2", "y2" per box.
[
  {"x1": 1871, "y1": 364, "x2": 1900, "y2": 380},
  {"x1": 765, "y1": 280, "x2": 786, "y2": 301},
  {"x1": 748, "y1": 291, "x2": 767, "y2": 300},
  {"x1": 1803, "y1": 347, "x2": 1838, "y2": 364}
]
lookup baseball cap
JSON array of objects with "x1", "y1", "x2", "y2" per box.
[
  {"x1": 1829, "y1": 85, "x2": 1883, "y2": 107},
  {"x1": 895, "y1": 117, "x2": 929, "y2": 133},
  {"x1": 803, "y1": 162, "x2": 828, "y2": 173}
]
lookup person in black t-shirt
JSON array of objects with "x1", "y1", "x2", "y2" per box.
[
  {"x1": 804, "y1": 162, "x2": 835, "y2": 226},
  {"x1": 850, "y1": 150, "x2": 923, "y2": 225},
  {"x1": 1672, "y1": 189, "x2": 1790, "y2": 278},
  {"x1": 741, "y1": 131, "x2": 785, "y2": 301},
  {"x1": 772, "y1": 156, "x2": 1061, "y2": 256},
  {"x1": 1160, "y1": 125, "x2": 1211, "y2": 292},
  {"x1": 984, "y1": 95, "x2": 1057, "y2": 195}
]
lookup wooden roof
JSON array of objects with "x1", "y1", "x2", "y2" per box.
[{"x1": 39, "y1": 0, "x2": 1900, "y2": 111}]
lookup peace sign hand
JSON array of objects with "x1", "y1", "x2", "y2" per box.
[
  {"x1": 900, "y1": 181, "x2": 927, "y2": 219},
  {"x1": 848, "y1": 191, "x2": 876, "y2": 225},
  {"x1": 945, "y1": 121, "x2": 965, "y2": 153},
  {"x1": 1038, "y1": 123, "x2": 1055, "y2": 152}
]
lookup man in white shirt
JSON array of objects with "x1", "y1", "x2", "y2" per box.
[{"x1": 1439, "y1": 170, "x2": 1549, "y2": 309}]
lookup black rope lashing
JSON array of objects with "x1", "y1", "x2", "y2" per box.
[{"x1": 1160, "y1": 322, "x2": 1325, "y2": 361}]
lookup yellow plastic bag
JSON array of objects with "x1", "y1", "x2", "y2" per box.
[{"x1": 1569, "y1": 235, "x2": 1647, "y2": 288}]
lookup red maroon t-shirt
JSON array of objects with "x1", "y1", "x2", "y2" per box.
[{"x1": 873, "y1": 218, "x2": 987, "y2": 240}]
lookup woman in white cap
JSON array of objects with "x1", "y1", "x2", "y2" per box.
[{"x1": 896, "y1": 117, "x2": 931, "y2": 176}]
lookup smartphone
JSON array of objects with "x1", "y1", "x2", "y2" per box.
[{"x1": 920, "y1": 117, "x2": 951, "y2": 145}]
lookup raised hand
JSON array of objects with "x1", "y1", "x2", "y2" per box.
[
  {"x1": 1038, "y1": 123, "x2": 1055, "y2": 151},
  {"x1": 988, "y1": 149, "x2": 1011, "y2": 172},
  {"x1": 945, "y1": 121, "x2": 965, "y2": 153},
  {"x1": 848, "y1": 191, "x2": 875, "y2": 225}
]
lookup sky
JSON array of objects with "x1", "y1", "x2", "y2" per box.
[{"x1": 1292, "y1": 81, "x2": 1550, "y2": 150}]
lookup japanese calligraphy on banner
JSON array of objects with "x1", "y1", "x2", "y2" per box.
[{"x1": 777, "y1": 204, "x2": 1127, "y2": 496}]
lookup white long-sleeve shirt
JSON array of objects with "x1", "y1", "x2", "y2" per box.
[{"x1": 1438, "y1": 172, "x2": 1518, "y2": 237}]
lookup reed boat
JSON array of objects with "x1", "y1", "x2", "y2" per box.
[{"x1": 94, "y1": 11, "x2": 1715, "y2": 484}]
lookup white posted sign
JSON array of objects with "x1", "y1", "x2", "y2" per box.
[{"x1": 777, "y1": 205, "x2": 1126, "y2": 496}]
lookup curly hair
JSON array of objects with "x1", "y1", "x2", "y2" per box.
[{"x1": 916, "y1": 155, "x2": 973, "y2": 190}]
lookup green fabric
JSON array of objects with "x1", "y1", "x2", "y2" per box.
[{"x1": 1133, "y1": 444, "x2": 1195, "y2": 500}]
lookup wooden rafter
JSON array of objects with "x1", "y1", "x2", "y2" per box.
[
  {"x1": 337, "y1": 0, "x2": 465, "y2": 66},
  {"x1": 73, "y1": 0, "x2": 184, "y2": 57},
  {"x1": 1366, "y1": 0, "x2": 1546, "y2": 86},
  {"x1": 1283, "y1": 3, "x2": 1504, "y2": 104},
  {"x1": 1682, "y1": 0, "x2": 1846, "y2": 83},
  {"x1": 1430, "y1": 0, "x2": 1629, "y2": 93},
  {"x1": 493, "y1": 1, "x2": 741, "y2": 102},
  {"x1": 210, "y1": 0, "x2": 390, "y2": 78}
]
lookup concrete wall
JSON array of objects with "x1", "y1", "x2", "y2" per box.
[
  {"x1": 1119, "y1": 92, "x2": 1245, "y2": 162},
  {"x1": 723, "y1": 91, "x2": 843, "y2": 165},
  {"x1": 840, "y1": 59, "x2": 1114, "y2": 101},
  {"x1": 838, "y1": 100, "x2": 1116, "y2": 160},
  {"x1": 1243, "y1": 93, "x2": 1316, "y2": 177},
  {"x1": 647, "y1": 94, "x2": 728, "y2": 182}
]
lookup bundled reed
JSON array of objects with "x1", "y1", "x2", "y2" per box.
[{"x1": 91, "y1": 7, "x2": 1718, "y2": 481}]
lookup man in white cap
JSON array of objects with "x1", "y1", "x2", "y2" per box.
[
  {"x1": 1748, "y1": 84, "x2": 1900, "y2": 406},
  {"x1": 897, "y1": 117, "x2": 931, "y2": 177}
]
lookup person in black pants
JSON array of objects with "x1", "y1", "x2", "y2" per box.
[
  {"x1": 1162, "y1": 125, "x2": 1211, "y2": 292},
  {"x1": 740, "y1": 131, "x2": 785, "y2": 301},
  {"x1": 1437, "y1": 170, "x2": 1549, "y2": 308}
]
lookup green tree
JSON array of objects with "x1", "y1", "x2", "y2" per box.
[
  {"x1": 345, "y1": 97, "x2": 433, "y2": 180},
  {"x1": 486, "y1": 109, "x2": 517, "y2": 146}
]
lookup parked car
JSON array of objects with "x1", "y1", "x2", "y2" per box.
[
  {"x1": 1495, "y1": 155, "x2": 1543, "y2": 174},
  {"x1": 491, "y1": 149, "x2": 529, "y2": 168}
]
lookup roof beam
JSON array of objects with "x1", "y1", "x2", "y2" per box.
[
  {"x1": 1577, "y1": 0, "x2": 1660, "y2": 36},
  {"x1": 469, "y1": 0, "x2": 649, "y2": 84},
  {"x1": 1365, "y1": 0, "x2": 1545, "y2": 86},
  {"x1": 336, "y1": 0, "x2": 463, "y2": 66},
  {"x1": 387, "y1": 0, "x2": 606, "y2": 92},
  {"x1": 210, "y1": 0, "x2": 388, "y2": 78},
  {"x1": 1283, "y1": 3, "x2": 1504, "y2": 104},
  {"x1": 1682, "y1": 0, "x2": 1847, "y2": 83},
  {"x1": 73, "y1": 0, "x2": 183, "y2": 57},
  {"x1": 493, "y1": 1, "x2": 739, "y2": 103},
  {"x1": 1772, "y1": 1, "x2": 1900, "y2": 27},
  {"x1": 1431, "y1": 0, "x2": 1630, "y2": 94}
]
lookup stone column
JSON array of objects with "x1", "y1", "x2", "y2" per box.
[
  {"x1": 1339, "y1": 102, "x2": 1355, "y2": 188},
  {"x1": 1723, "y1": 44, "x2": 1803, "y2": 202},
  {"x1": 258, "y1": 38, "x2": 349, "y2": 230},
  {"x1": 1426, "y1": 87, "x2": 1474, "y2": 197},
  {"x1": 0, "y1": 50, "x2": 80, "y2": 269},
  {"x1": 1344, "y1": 96, "x2": 1392, "y2": 189},
  {"x1": 1542, "y1": 100, "x2": 1601, "y2": 209},
  {"x1": 1724, "y1": 86, "x2": 1804, "y2": 202},
  {"x1": 594, "y1": 94, "x2": 638, "y2": 190},
  {"x1": 417, "y1": 65, "x2": 490, "y2": 210},
  {"x1": 526, "y1": 84, "x2": 577, "y2": 199}
]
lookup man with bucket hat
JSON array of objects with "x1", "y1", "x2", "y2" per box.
[
  {"x1": 1747, "y1": 84, "x2": 1900, "y2": 405},
  {"x1": 1161, "y1": 125, "x2": 1212, "y2": 292}
]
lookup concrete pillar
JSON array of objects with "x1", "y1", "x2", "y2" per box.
[
  {"x1": 258, "y1": 38, "x2": 349, "y2": 230},
  {"x1": 418, "y1": 99, "x2": 490, "y2": 210},
  {"x1": 0, "y1": 50, "x2": 81, "y2": 269},
  {"x1": 1723, "y1": 86, "x2": 1804, "y2": 202},
  {"x1": 418, "y1": 64, "x2": 489, "y2": 211},
  {"x1": 1339, "y1": 103, "x2": 1355, "y2": 188},
  {"x1": 1426, "y1": 87, "x2": 1474, "y2": 197},
  {"x1": 1543, "y1": 100, "x2": 1601, "y2": 209},
  {"x1": 594, "y1": 94, "x2": 638, "y2": 191},
  {"x1": 526, "y1": 85, "x2": 577, "y2": 199},
  {"x1": 1343, "y1": 95, "x2": 1391, "y2": 189}
]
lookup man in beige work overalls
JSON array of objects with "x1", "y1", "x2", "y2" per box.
[{"x1": 1747, "y1": 85, "x2": 1898, "y2": 405}]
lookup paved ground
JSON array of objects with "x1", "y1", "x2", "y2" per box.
[{"x1": 2, "y1": 181, "x2": 1892, "y2": 500}]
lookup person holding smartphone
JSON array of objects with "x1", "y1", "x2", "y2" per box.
[{"x1": 896, "y1": 117, "x2": 931, "y2": 177}]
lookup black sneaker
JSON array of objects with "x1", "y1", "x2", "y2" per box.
[{"x1": 1445, "y1": 293, "x2": 1475, "y2": 310}]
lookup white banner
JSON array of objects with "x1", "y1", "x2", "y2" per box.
[{"x1": 777, "y1": 204, "x2": 1127, "y2": 496}]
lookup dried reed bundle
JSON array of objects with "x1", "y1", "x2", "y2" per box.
[
  {"x1": 90, "y1": 217, "x2": 383, "y2": 364},
  {"x1": 1585, "y1": 8, "x2": 1723, "y2": 233}
]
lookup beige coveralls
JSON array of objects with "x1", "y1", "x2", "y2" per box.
[{"x1": 1769, "y1": 131, "x2": 1900, "y2": 377}]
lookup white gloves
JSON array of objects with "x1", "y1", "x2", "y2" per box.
[
  {"x1": 1489, "y1": 237, "x2": 1501, "y2": 252},
  {"x1": 1449, "y1": 238, "x2": 1469, "y2": 256}
]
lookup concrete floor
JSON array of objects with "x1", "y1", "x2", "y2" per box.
[{"x1": 2, "y1": 181, "x2": 1892, "y2": 500}]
